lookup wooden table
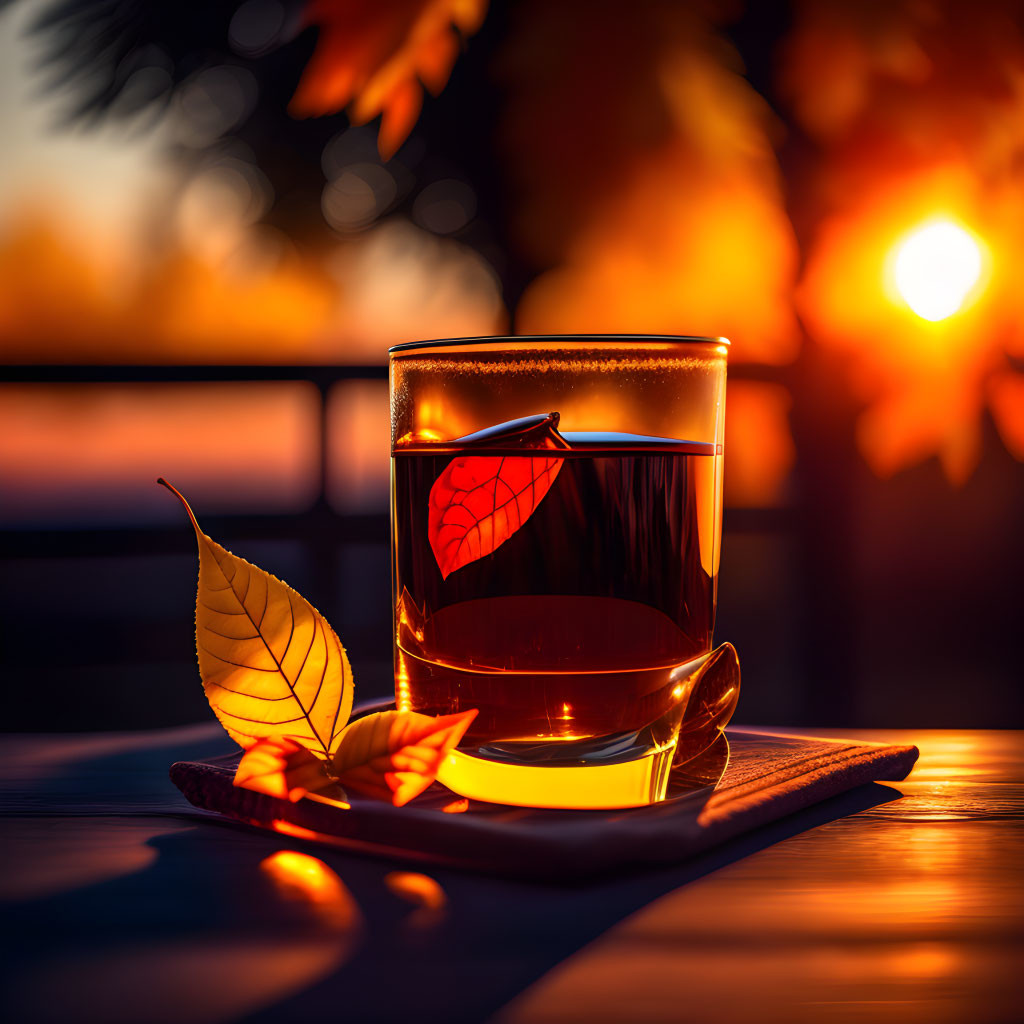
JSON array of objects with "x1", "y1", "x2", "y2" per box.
[{"x1": 1, "y1": 727, "x2": 1021, "y2": 1023}]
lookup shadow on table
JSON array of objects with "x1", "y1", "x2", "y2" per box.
[{"x1": 0, "y1": 778, "x2": 903, "y2": 1024}]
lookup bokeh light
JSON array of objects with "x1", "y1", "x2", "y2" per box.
[
  {"x1": 412, "y1": 179, "x2": 477, "y2": 234},
  {"x1": 321, "y1": 164, "x2": 398, "y2": 232},
  {"x1": 229, "y1": 0, "x2": 291, "y2": 58}
]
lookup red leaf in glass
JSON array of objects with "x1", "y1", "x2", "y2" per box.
[
  {"x1": 428, "y1": 455, "x2": 563, "y2": 579},
  {"x1": 427, "y1": 413, "x2": 570, "y2": 579}
]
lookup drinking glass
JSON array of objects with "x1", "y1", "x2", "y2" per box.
[{"x1": 390, "y1": 335, "x2": 739, "y2": 808}]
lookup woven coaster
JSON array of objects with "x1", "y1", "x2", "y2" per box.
[{"x1": 170, "y1": 702, "x2": 918, "y2": 880}]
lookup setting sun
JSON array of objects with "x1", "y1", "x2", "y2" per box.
[{"x1": 892, "y1": 220, "x2": 984, "y2": 322}]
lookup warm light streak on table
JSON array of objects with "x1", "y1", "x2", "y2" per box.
[
  {"x1": 498, "y1": 728, "x2": 1024, "y2": 1024},
  {"x1": 1, "y1": 727, "x2": 1020, "y2": 1023}
]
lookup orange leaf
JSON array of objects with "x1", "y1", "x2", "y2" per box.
[
  {"x1": 428, "y1": 455, "x2": 562, "y2": 578},
  {"x1": 377, "y1": 79, "x2": 424, "y2": 162},
  {"x1": 234, "y1": 737, "x2": 345, "y2": 803},
  {"x1": 290, "y1": 0, "x2": 487, "y2": 157},
  {"x1": 331, "y1": 709, "x2": 477, "y2": 806}
]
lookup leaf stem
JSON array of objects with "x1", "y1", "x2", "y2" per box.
[{"x1": 157, "y1": 477, "x2": 202, "y2": 535}]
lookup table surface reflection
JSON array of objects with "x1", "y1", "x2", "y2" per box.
[{"x1": 1, "y1": 725, "x2": 1021, "y2": 1024}]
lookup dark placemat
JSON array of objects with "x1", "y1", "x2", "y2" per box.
[{"x1": 170, "y1": 702, "x2": 919, "y2": 880}]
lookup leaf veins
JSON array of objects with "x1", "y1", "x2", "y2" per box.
[{"x1": 159, "y1": 478, "x2": 353, "y2": 759}]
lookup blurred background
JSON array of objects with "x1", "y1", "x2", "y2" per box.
[{"x1": 1, "y1": 0, "x2": 1022, "y2": 731}]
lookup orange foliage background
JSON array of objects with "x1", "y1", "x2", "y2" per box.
[
  {"x1": 785, "y1": 0, "x2": 1024, "y2": 481},
  {"x1": 3, "y1": 0, "x2": 1024, "y2": 496},
  {"x1": 503, "y1": 1, "x2": 798, "y2": 367}
]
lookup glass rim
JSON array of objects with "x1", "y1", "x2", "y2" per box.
[{"x1": 388, "y1": 333, "x2": 729, "y2": 355}]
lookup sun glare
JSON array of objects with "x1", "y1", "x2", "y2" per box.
[{"x1": 892, "y1": 221, "x2": 983, "y2": 322}]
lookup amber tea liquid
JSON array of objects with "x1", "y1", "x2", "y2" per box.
[{"x1": 392, "y1": 416, "x2": 719, "y2": 750}]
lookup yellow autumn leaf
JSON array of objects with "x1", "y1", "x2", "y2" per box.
[
  {"x1": 332, "y1": 709, "x2": 478, "y2": 807},
  {"x1": 159, "y1": 478, "x2": 353, "y2": 760}
]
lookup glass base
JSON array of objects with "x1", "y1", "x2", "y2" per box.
[
  {"x1": 439, "y1": 738, "x2": 678, "y2": 810},
  {"x1": 435, "y1": 642, "x2": 740, "y2": 809}
]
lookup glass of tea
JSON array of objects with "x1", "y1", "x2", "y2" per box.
[{"x1": 390, "y1": 335, "x2": 739, "y2": 809}]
